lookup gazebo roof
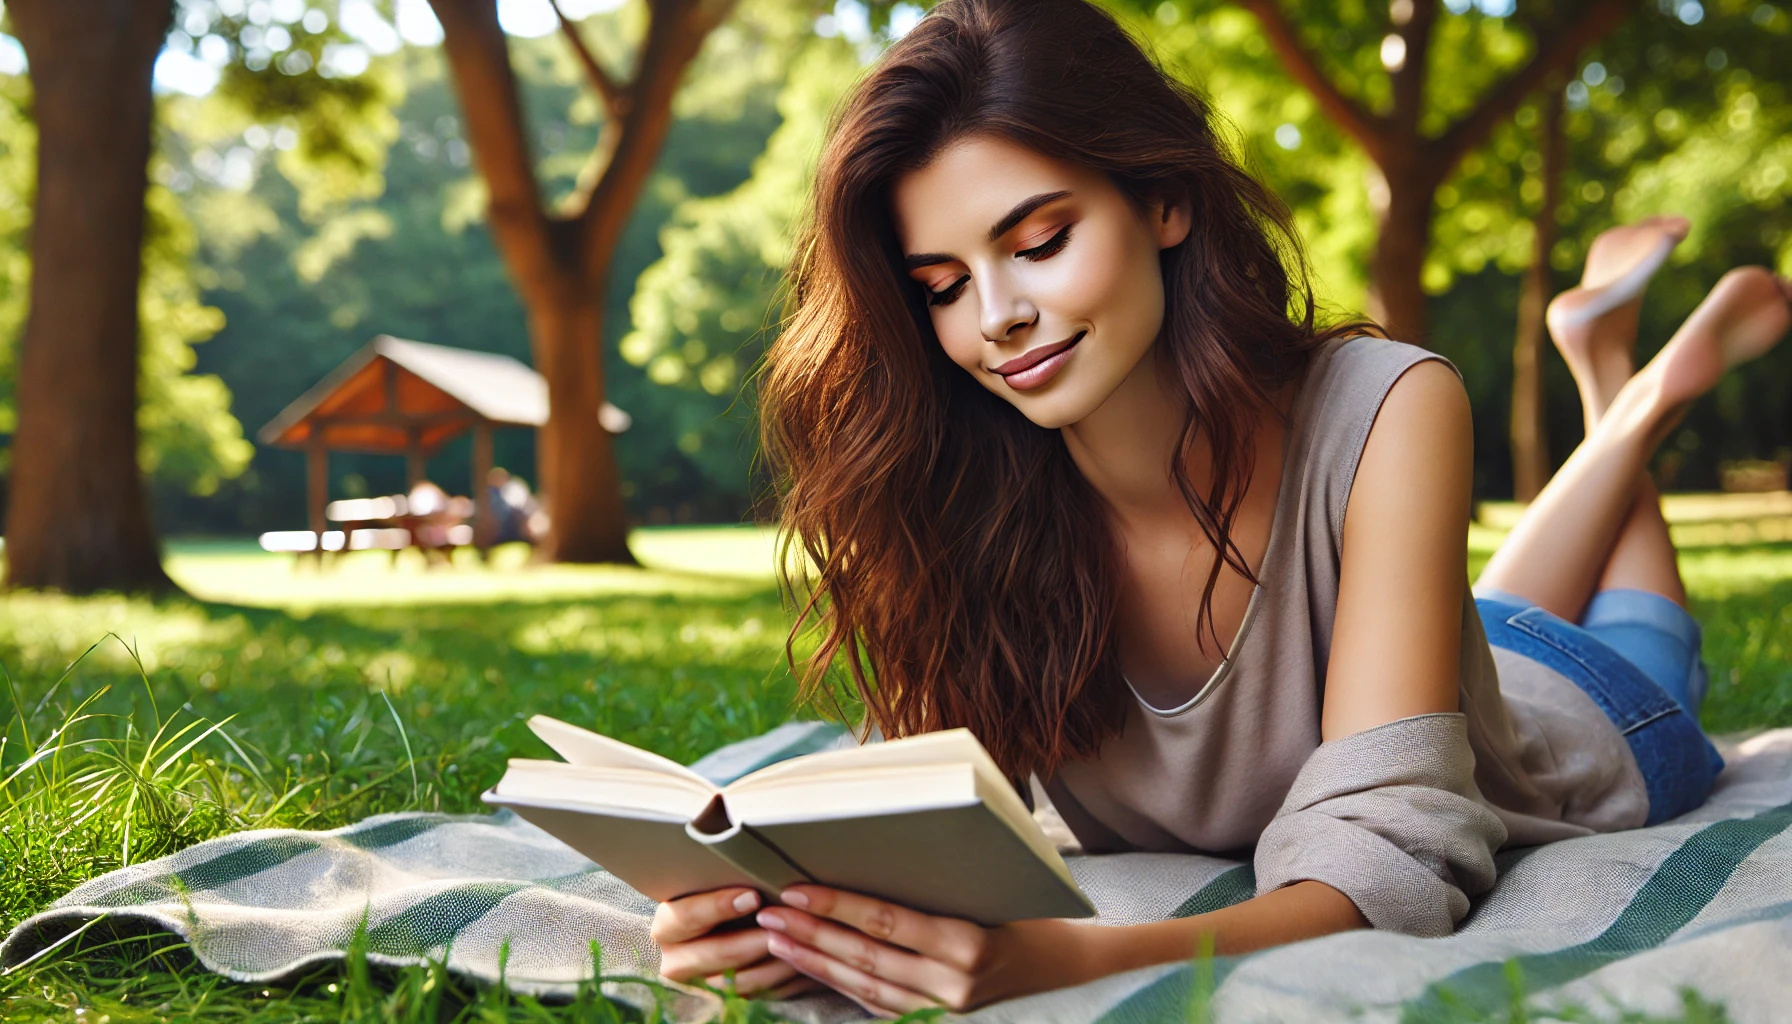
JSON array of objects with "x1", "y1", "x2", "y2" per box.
[{"x1": 258, "y1": 335, "x2": 627, "y2": 453}]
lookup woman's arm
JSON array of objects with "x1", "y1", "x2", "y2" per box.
[
  {"x1": 757, "y1": 362, "x2": 1480, "y2": 1014},
  {"x1": 1323, "y1": 358, "x2": 1475, "y2": 737},
  {"x1": 756, "y1": 879, "x2": 1363, "y2": 1016}
]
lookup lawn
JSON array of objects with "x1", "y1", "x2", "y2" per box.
[{"x1": 2, "y1": 521, "x2": 1790, "y2": 1022}]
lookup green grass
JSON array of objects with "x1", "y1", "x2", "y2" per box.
[
  {"x1": 4, "y1": 527, "x2": 1791, "y2": 1022},
  {"x1": 1, "y1": 531, "x2": 807, "y2": 1022}
]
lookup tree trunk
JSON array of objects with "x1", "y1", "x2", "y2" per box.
[
  {"x1": 1510, "y1": 79, "x2": 1567, "y2": 501},
  {"x1": 1368, "y1": 166, "x2": 1437, "y2": 345},
  {"x1": 531, "y1": 279, "x2": 632, "y2": 562},
  {"x1": 3, "y1": 0, "x2": 176, "y2": 594},
  {"x1": 431, "y1": 0, "x2": 728, "y2": 565}
]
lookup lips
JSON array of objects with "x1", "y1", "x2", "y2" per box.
[{"x1": 991, "y1": 331, "x2": 1085, "y2": 392}]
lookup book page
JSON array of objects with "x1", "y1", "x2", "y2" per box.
[
  {"x1": 728, "y1": 729, "x2": 1044, "y2": 857},
  {"x1": 527, "y1": 715, "x2": 716, "y2": 789},
  {"x1": 727, "y1": 728, "x2": 987, "y2": 789},
  {"x1": 722, "y1": 763, "x2": 978, "y2": 825},
  {"x1": 494, "y1": 759, "x2": 716, "y2": 821}
]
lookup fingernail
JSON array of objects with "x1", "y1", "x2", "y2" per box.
[
  {"x1": 780, "y1": 888, "x2": 810, "y2": 909},
  {"x1": 756, "y1": 910, "x2": 786, "y2": 932},
  {"x1": 766, "y1": 934, "x2": 791, "y2": 955},
  {"x1": 733, "y1": 891, "x2": 759, "y2": 914}
]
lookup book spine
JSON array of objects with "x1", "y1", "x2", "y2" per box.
[{"x1": 685, "y1": 820, "x2": 812, "y2": 893}]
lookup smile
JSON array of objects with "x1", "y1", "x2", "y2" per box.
[{"x1": 991, "y1": 331, "x2": 1086, "y2": 392}]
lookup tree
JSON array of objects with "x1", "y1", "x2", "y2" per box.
[
  {"x1": 1507, "y1": 72, "x2": 1565, "y2": 500},
  {"x1": 1229, "y1": 0, "x2": 1633, "y2": 343},
  {"x1": 426, "y1": 0, "x2": 741, "y2": 563},
  {"x1": 4, "y1": 0, "x2": 180, "y2": 592},
  {"x1": 1, "y1": 0, "x2": 397, "y2": 593}
]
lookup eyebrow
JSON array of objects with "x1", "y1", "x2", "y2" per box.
[{"x1": 902, "y1": 190, "x2": 1073, "y2": 271}]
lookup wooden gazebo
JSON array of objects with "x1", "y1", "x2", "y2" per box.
[{"x1": 259, "y1": 335, "x2": 628, "y2": 552}]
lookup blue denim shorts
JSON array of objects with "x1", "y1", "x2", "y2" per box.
[{"x1": 1474, "y1": 587, "x2": 1724, "y2": 825}]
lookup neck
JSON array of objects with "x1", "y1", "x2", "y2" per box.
[{"x1": 1060, "y1": 348, "x2": 1205, "y2": 524}]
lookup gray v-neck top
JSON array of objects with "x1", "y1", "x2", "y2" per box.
[{"x1": 1041, "y1": 336, "x2": 1649, "y2": 936}]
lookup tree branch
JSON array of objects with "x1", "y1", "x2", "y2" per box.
[
  {"x1": 1389, "y1": 0, "x2": 1438, "y2": 137},
  {"x1": 549, "y1": 0, "x2": 630, "y2": 120},
  {"x1": 1433, "y1": 0, "x2": 1634, "y2": 170},
  {"x1": 572, "y1": 0, "x2": 735, "y2": 269},
  {"x1": 1239, "y1": 0, "x2": 1391, "y2": 164}
]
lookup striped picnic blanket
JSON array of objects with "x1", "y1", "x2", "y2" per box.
[{"x1": 6, "y1": 721, "x2": 1792, "y2": 1022}]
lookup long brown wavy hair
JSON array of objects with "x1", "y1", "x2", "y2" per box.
[{"x1": 760, "y1": 0, "x2": 1367, "y2": 782}]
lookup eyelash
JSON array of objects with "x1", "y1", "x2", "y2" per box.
[
  {"x1": 1017, "y1": 223, "x2": 1073, "y2": 261},
  {"x1": 926, "y1": 224, "x2": 1075, "y2": 307}
]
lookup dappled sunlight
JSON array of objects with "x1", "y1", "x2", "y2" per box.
[
  {"x1": 511, "y1": 602, "x2": 779, "y2": 661},
  {"x1": 159, "y1": 530, "x2": 778, "y2": 610},
  {"x1": 1679, "y1": 545, "x2": 1792, "y2": 595},
  {"x1": 0, "y1": 592, "x2": 250, "y2": 675}
]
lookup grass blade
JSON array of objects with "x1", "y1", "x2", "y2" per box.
[{"x1": 380, "y1": 688, "x2": 419, "y2": 805}]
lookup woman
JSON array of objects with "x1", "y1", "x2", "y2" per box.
[{"x1": 650, "y1": 0, "x2": 1792, "y2": 1013}]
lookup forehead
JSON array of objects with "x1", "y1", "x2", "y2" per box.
[{"x1": 891, "y1": 136, "x2": 1104, "y2": 251}]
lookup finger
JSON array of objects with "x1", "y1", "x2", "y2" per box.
[
  {"x1": 703, "y1": 956, "x2": 799, "y2": 996},
  {"x1": 651, "y1": 888, "x2": 761, "y2": 945},
  {"x1": 767, "y1": 932, "x2": 938, "y2": 1018},
  {"x1": 780, "y1": 885, "x2": 986, "y2": 968},
  {"x1": 758, "y1": 907, "x2": 957, "y2": 999},
  {"x1": 765, "y1": 975, "x2": 826, "y2": 1001},
  {"x1": 657, "y1": 928, "x2": 771, "y2": 982}
]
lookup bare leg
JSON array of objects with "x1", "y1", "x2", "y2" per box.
[
  {"x1": 1479, "y1": 265, "x2": 1792, "y2": 621},
  {"x1": 1547, "y1": 216, "x2": 1690, "y2": 609}
]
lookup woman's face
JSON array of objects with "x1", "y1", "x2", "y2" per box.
[{"x1": 892, "y1": 135, "x2": 1190, "y2": 429}]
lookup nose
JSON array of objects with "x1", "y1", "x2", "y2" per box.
[{"x1": 978, "y1": 273, "x2": 1038, "y2": 343}]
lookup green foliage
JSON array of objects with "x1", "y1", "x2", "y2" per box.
[
  {"x1": 0, "y1": 74, "x2": 31, "y2": 447},
  {"x1": 138, "y1": 178, "x2": 257, "y2": 497},
  {"x1": 201, "y1": 2, "x2": 403, "y2": 221},
  {"x1": 619, "y1": 37, "x2": 861, "y2": 493},
  {"x1": 0, "y1": 69, "x2": 254, "y2": 495}
]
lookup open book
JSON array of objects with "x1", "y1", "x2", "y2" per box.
[{"x1": 483, "y1": 717, "x2": 1094, "y2": 925}]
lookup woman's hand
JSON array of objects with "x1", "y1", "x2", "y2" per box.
[
  {"x1": 651, "y1": 887, "x2": 824, "y2": 999},
  {"x1": 755, "y1": 885, "x2": 1096, "y2": 1017}
]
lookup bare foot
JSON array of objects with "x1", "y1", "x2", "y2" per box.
[
  {"x1": 1648, "y1": 267, "x2": 1792, "y2": 412},
  {"x1": 1547, "y1": 215, "x2": 1690, "y2": 390}
]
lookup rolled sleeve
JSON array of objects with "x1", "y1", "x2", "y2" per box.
[{"x1": 1253, "y1": 713, "x2": 1507, "y2": 936}]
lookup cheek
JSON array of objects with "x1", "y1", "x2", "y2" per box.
[
  {"x1": 1041, "y1": 223, "x2": 1162, "y2": 333},
  {"x1": 930, "y1": 303, "x2": 986, "y2": 375}
]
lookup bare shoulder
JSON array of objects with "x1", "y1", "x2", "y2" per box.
[
  {"x1": 1346, "y1": 357, "x2": 1473, "y2": 547},
  {"x1": 1372, "y1": 359, "x2": 1471, "y2": 439},
  {"x1": 1356, "y1": 359, "x2": 1473, "y2": 487}
]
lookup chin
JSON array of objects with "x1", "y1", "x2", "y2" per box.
[{"x1": 1003, "y1": 384, "x2": 1111, "y2": 430}]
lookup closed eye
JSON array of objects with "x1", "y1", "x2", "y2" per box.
[
  {"x1": 928, "y1": 275, "x2": 970, "y2": 307},
  {"x1": 1016, "y1": 224, "x2": 1072, "y2": 261}
]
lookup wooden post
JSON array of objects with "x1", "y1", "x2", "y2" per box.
[
  {"x1": 405, "y1": 435, "x2": 426, "y2": 488},
  {"x1": 307, "y1": 438, "x2": 328, "y2": 566},
  {"x1": 472, "y1": 419, "x2": 494, "y2": 556}
]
